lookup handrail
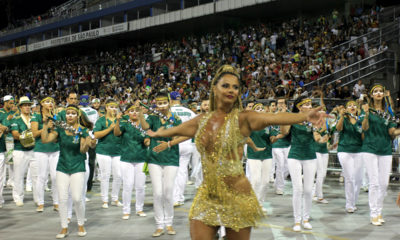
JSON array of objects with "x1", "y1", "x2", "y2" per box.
[
  {"x1": 331, "y1": 21, "x2": 398, "y2": 52},
  {"x1": 303, "y1": 50, "x2": 395, "y2": 90}
]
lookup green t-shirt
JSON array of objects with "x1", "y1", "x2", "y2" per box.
[
  {"x1": 93, "y1": 116, "x2": 121, "y2": 156},
  {"x1": 10, "y1": 116, "x2": 34, "y2": 151},
  {"x1": 314, "y1": 131, "x2": 328, "y2": 154},
  {"x1": 270, "y1": 126, "x2": 291, "y2": 148},
  {"x1": 338, "y1": 116, "x2": 363, "y2": 153},
  {"x1": 31, "y1": 113, "x2": 60, "y2": 153},
  {"x1": 119, "y1": 120, "x2": 147, "y2": 163},
  {"x1": 56, "y1": 126, "x2": 89, "y2": 174},
  {"x1": 360, "y1": 110, "x2": 397, "y2": 156},
  {"x1": 247, "y1": 128, "x2": 272, "y2": 160},
  {"x1": 146, "y1": 114, "x2": 181, "y2": 166},
  {"x1": 0, "y1": 108, "x2": 16, "y2": 138},
  {"x1": 288, "y1": 124, "x2": 316, "y2": 160}
]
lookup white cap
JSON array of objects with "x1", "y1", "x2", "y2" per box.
[{"x1": 3, "y1": 95, "x2": 14, "y2": 102}]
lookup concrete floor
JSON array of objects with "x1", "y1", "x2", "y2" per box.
[{"x1": 1, "y1": 177, "x2": 400, "y2": 240}]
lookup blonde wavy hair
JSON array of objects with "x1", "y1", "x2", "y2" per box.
[{"x1": 209, "y1": 65, "x2": 243, "y2": 112}]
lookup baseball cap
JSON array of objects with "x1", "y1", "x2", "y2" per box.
[
  {"x1": 3, "y1": 95, "x2": 14, "y2": 102},
  {"x1": 170, "y1": 91, "x2": 181, "y2": 100},
  {"x1": 79, "y1": 95, "x2": 90, "y2": 106},
  {"x1": 91, "y1": 98, "x2": 100, "y2": 104}
]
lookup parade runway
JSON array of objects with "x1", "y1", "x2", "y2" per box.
[{"x1": 1, "y1": 177, "x2": 400, "y2": 240}]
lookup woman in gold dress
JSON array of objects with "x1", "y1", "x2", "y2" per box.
[{"x1": 147, "y1": 65, "x2": 326, "y2": 240}]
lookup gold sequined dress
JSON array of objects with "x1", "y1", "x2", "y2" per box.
[{"x1": 189, "y1": 109, "x2": 263, "y2": 231}]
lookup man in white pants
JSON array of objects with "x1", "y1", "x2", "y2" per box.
[
  {"x1": 10, "y1": 96, "x2": 38, "y2": 207},
  {"x1": 1, "y1": 96, "x2": 16, "y2": 188},
  {"x1": 170, "y1": 92, "x2": 196, "y2": 206},
  {"x1": 270, "y1": 98, "x2": 290, "y2": 195}
]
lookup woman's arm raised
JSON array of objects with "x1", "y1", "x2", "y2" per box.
[{"x1": 146, "y1": 114, "x2": 203, "y2": 138}]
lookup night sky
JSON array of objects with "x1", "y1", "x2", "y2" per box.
[{"x1": 0, "y1": 0, "x2": 69, "y2": 29}]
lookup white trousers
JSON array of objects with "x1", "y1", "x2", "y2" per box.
[
  {"x1": 190, "y1": 146, "x2": 203, "y2": 188},
  {"x1": 0, "y1": 153, "x2": 5, "y2": 204},
  {"x1": 12, "y1": 150, "x2": 38, "y2": 203},
  {"x1": 5, "y1": 140, "x2": 14, "y2": 186},
  {"x1": 96, "y1": 154, "x2": 122, "y2": 202},
  {"x1": 148, "y1": 164, "x2": 178, "y2": 229},
  {"x1": 57, "y1": 171, "x2": 85, "y2": 228},
  {"x1": 36, "y1": 151, "x2": 60, "y2": 205},
  {"x1": 272, "y1": 147, "x2": 290, "y2": 191},
  {"x1": 287, "y1": 158, "x2": 316, "y2": 223},
  {"x1": 362, "y1": 153, "x2": 392, "y2": 218},
  {"x1": 67, "y1": 158, "x2": 89, "y2": 219},
  {"x1": 173, "y1": 143, "x2": 193, "y2": 203},
  {"x1": 338, "y1": 152, "x2": 363, "y2": 209},
  {"x1": 315, "y1": 153, "x2": 329, "y2": 199},
  {"x1": 247, "y1": 158, "x2": 272, "y2": 203},
  {"x1": 121, "y1": 161, "x2": 146, "y2": 214}
]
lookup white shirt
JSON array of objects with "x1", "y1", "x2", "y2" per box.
[
  {"x1": 80, "y1": 106, "x2": 99, "y2": 125},
  {"x1": 171, "y1": 105, "x2": 196, "y2": 145}
]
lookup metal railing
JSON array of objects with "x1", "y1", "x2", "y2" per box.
[
  {"x1": 378, "y1": 5, "x2": 400, "y2": 23},
  {"x1": 303, "y1": 50, "x2": 396, "y2": 91},
  {"x1": 331, "y1": 20, "x2": 399, "y2": 53},
  {"x1": 0, "y1": 0, "x2": 134, "y2": 37}
]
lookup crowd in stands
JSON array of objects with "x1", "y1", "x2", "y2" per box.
[{"x1": 0, "y1": 5, "x2": 388, "y2": 108}]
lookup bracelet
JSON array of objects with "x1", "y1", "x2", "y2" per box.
[{"x1": 167, "y1": 141, "x2": 171, "y2": 148}]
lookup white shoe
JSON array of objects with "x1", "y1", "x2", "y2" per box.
[
  {"x1": 152, "y1": 228, "x2": 164, "y2": 237},
  {"x1": 293, "y1": 223, "x2": 301, "y2": 232},
  {"x1": 186, "y1": 180, "x2": 194, "y2": 185},
  {"x1": 26, "y1": 186, "x2": 32, "y2": 192},
  {"x1": 102, "y1": 203, "x2": 108, "y2": 209},
  {"x1": 15, "y1": 201, "x2": 24, "y2": 207},
  {"x1": 262, "y1": 207, "x2": 267, "y2": 213},
  {"x1": 122, "y1": 214, "x2": 130, "y2": 220},
  {"x1": 85, "y1": 197, "x2": 90, "y2": 202},
  {"x1": 111, "y1": 200, "x2": 123, "y2": 207},
  {"x1": 136, "y1": 211, "x2": 147, "y2": 217},
  {"x1": 378, "y1": 215, "x2": 385, "y2": 223},
  {"x1": 339, "y1": 176, "x2": 344, "y2": 183},
  {"x1": 312, "y1": 196, "x2": 318, "y2": 201},
  {"x1": 269, "y1": 178, "x2": 275, "y2": 183},
  {"x1": 173, "y1": 201, "x2": 184, "y2": 207},
  {"x1": 371, "y1": 217, "x2": 382, "y2": 226},
  {"x1": 275, "y1": 190, "x2": 284, "y2": 195},
  {"x1": 56, "y1": 229, "x2": 68, "y2": 239},
  {"x1": 302, "y1": 221, "x2": 312, "y2": 230},
  {"x1": 0, "y1": 204, "x2": 3, "y2": 209},
  {"x1": 45, "y1": 186, "x2": 51, "y2": 192},
  {"x1": 78, "y1": 226, "x2": 87, "y2": 237},
  {"x1": 346, "y1": 208, "x2": 355, "y2": 213},
  {"x1": 317, "y1": 198, "x2": 329, "y2": 204}
]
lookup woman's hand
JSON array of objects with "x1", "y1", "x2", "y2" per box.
[
  {"x1": 306, "y1": 106, "x2": 330, "y2": 126},
  {"x1": 362, "y1": 104, "x2": 369, "y2": 113},
  {"x1": 144, "y1": 138, "x2": 150, "y2": 147},
  {"x1": 152, "y1": 140, "x2": 169, "y2": 153},
  {"x1": 146, "y1": 127, "x2": 165, "y2": 138}
]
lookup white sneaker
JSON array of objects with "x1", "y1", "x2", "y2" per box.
[
  {"x1": 371, "y1": 217, "x2": 382, "y2": 226},
  {"x1": 302, "y1": 221, "x2": 312, "y2": 230},
  {"x1": 275, "y1": 190, "x2": 284, "y2": 195},
  {"x1": 78, "y1": 225, "x2": 87, "y2": 237},
  {"x1": 15, "y1": 201, "x2": 24, "y2": 207},
  {"x1": 293, "y1": 223, "x2": 301, "y2": 232},
  {"x1": 136, "y1": 211, "x2": 147, "y2": 217},
  {"x1": 173, "y1": 201, "x2": 184, "y2": 207},
  {"x1": 26, "y1": 186, "x2": 32, "y2": 192},
  {"x1": 102, "y1": 203, "x2": 109, "y2": 209},
  {"x1": 56, "y1": 229, "x2": 68, "y2": 239},
  {"x1": 346, "y1": 208, "x2": 355, "y2": 213},
  {"x1": 186, "y1": 181, "x2": 194, "y2": 185},
  {"x1": 378, "y1": 215, "x2": 385, "y2": 223},
  {"x1": 111, "y1": 200, "x2": 123, "y2": 207},
  {"x1": 269, "y1": 178, "x2": 275, "y2": 183},
  {"x1": 317, "y1": 198, "x2": 329, "y2": 204},
  {"x1": 85, "y1": 197, "x2": 91, "y2": 202},
  {"x1": 339, "y1": 176, "x2": 344, "y2": 183},
  {"x1": 122, "y1": 214, "x2": 130, "y2": 220},
  {"x1": 45, "y1": 186, "x2": 51, "y2": 192}
]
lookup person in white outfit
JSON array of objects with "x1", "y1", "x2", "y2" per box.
[
  {"x1": 31, "y1": 96, "x2": 60, "y2": 212},
  {"x1": 41, "y1": 104, "x2": 95, "y2": 238},
  {"x1": 170, "y1": 91, "x2": 197, "y2": 206},
  {"x1": 114, "y1": 103, "x2": 149, "y2": 220},
  {"x1": 10, "y1": 96, "x2": 38, "y2": 207},
  {"x1": 336, "y1": 101, "x2": 363, "y2": 213},
  {"x1": 93, "y1": 99, "x2": 123, "y2": 208},
  {"x1": 360, "y1": 84, "x2": 400, "y2": 226}
]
